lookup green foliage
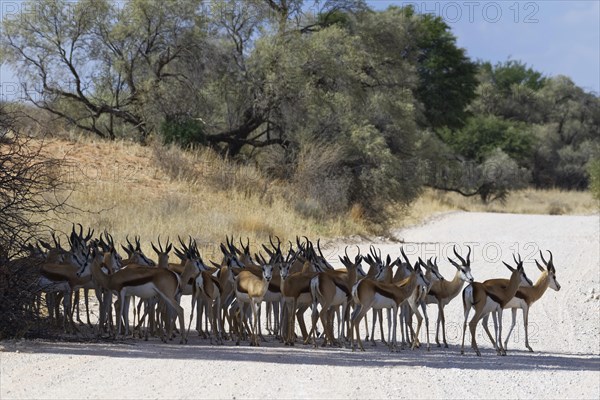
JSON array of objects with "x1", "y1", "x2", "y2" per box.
[
  {"x1": 530, "y1": 77, "x2": 600, "y2": 189},
  {"x1": 479, "y1": 59, "x2": 547, "y2": 92},
  {"x1": 440, "y1": 115, "x2": 535, "y2": 165},
  {"x1": 161, "y1": 116, "x2": 206, "y2": 147},
  {"x1": 0, "y1": 0, "x2": 204, "y2": 140},
  {"x1": 378, "y1": 6, "x2": 478, "y2": 130},
  {"x1": 470, "y1": 60, "x2": 547, "y2": 123},
  {"x1": 248, "y1": 21, "x2": 421, "y2": 217},
  {"x1": 476, "y1": 149, "x2": 531, "y2": 202}
]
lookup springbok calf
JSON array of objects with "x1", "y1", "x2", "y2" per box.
[
  {"x1": 460, "y1": 256, "x2": 531, "y2": 356},
  {"x1": 233, "y1": 260, "x2": 273, "y2": 346},
  {"x1": 482, "y1": 250, "x2": 561, "y2": 352}
]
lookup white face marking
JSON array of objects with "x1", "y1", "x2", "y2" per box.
[
  {"x1": 263, "y1": 265, "x2": 273, "y2": 281},
  {"x1": 461, "y1": 268, "x2": 474, "y2": 282},
  {"x1": 550, "y1": 274, "x2": 561, "y2": 291}
]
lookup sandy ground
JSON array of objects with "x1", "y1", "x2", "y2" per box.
[{"x1": 1, "y1": 212, "x2": 599, "y2": 399}]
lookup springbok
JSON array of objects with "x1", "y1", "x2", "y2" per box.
[
  {"x1": 81, "y1": 240, "x2": 187, "y2": 343},
  {"x1": 460, "y1": 255, "x2": 531, "y2": 356},
  {"x1": 233, "y1": 259, "x2": 273, "y2": 346},
  {"x1": 308, "y1": 247, "x2": 362, "y2": 347},
  {"x1": 424, "y1": 245, "x2": 475, "y2": 347},
  {"x1": 189, "y1": 268, "x2": 223, "y2": 344},
  {"x1": 350, "y1": 251, "x2": 429, "y2": 352},
  {"x1": 482, "y1": 250, "x2": 561, "y2": 352},
  {"x1": 38, "y1": 248, "x2": 91, "y2": 333}
]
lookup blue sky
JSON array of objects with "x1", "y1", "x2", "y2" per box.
[
  {"x1": 1, "y1": 0, "x2": 599, "y2": 99},
  {"x1": 371, "y1": 0, "x2": 599, "y2": 93}
]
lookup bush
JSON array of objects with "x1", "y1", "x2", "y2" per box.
[
  {"x1": 0, "y1": 104, "x2": 68, "y2": 338},
  {"x1": 289, "y1": 141, "x2": 351, "y2": 217},
  {"x1": 440, "y1": 115, "x2": 535, "y2": 165},
  {"x1": 161, "y1": 115, "x2": 206, "y2": 147}
]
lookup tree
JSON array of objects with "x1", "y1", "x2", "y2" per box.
[
  {"x1": 532, "y1": 76, "x2": 600, "y2": 189},
  {"x1": 397, "y1": 6, "x2": 478, "y2": 130},
  {"x1": 588, "y1": 158, "x2": 600, "y2": 202},
  {"x1": 439, "y1": 115, "x2": 536, "y2": 165},
  {"x1": 470, "y1": 59, "x2": 547, "y2": 123},
  {"x1": 1, "y1": 0, "x2": 204, "y2": 141},
  {"x1": 247, "y1": 21, "x2": 421, "y2": 217}
]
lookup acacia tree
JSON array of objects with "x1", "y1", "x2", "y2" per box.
[{"x1": 1, "y1": 0, "x2": 203, "y2": 141}]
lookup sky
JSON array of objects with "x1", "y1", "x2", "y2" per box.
[
  {"x1": 371, "y1": 0, "x2": 600, "y2": 93},
  {"x1": 1, "y1": 0, "x2": 599, "y2": 100}
]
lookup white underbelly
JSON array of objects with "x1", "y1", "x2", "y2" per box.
[
  {"x1": 371, "y1": 293, "x2": 396, "y2": 310},
  {"x1": 504, "y1": 297, "x2": 526, "y2": 309},
  {"x1": 331, "y1": 287, "x2": 348, "y2": 306},
  {"x1": 123, "y1": 283, "x2": 158, "y2": 299},
  {"x1": 38, "y1": 277, "x2": 70, "y2": 293},
  {"x1": 481, "y1": 296, "x2": 501, "y2": 315}
]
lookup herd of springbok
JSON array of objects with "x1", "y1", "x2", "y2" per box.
[{"x1": 30, "y1": 225, "x2": 561, "y2": 356}]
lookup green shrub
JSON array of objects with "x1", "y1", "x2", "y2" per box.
[{"x1": 160, "y1": 115, "x2": 206, "y2": 147}]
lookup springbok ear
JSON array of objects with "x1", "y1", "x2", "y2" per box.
[
  {"x1": 39, "y1": 239, "x2": 52, "y2": 250},
  {"x1": 535, "y1": 259, "x2": 545, "y2": 272},
  {"x1": 502, "y1": 261, "x2": 515, "y2": 272},
  {"x1": 448, "y1": 257, "x2": 460, "y2": 269},
  {"x1": 386, "y1": 254, "x2": 391, "y2": 266},
  {"x1": 151, "y1": 243, "x2": 160, "y2": 255}
]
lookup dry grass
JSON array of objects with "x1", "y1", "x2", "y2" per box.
[
  {"x1": 394, "y1": 188, "x2": 599, "y2": 228},
  {"x1": 36, "y1": 136, "x2": 598, "y2": 257},
  {"x1": 40, "y1": 136, "x2": 368, "y2": 260}
]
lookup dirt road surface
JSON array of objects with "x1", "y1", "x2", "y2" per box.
[{"x1": 2, "y1": 212, "x2": 598, "y2": 399}]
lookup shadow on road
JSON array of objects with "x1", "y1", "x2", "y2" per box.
[{"x1": 13, "y1": 337, "x2": 599, "y2": 372}]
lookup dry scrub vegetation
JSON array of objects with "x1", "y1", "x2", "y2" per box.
[
  {"x1": 397, "y1": 188, "x2": 598, "y2": 228},
  {"x1": 41, "y1": 135, "x2": 367, "y2": 259},
  {"x1": 41, "y1": 136, "x2": 598, "y2": 254}
]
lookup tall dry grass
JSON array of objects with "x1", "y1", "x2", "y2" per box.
[
  {"x1": 42, "y1": 136, "x2": 368, "y2": 260},
  {"x1": 394, "y1": 188, "x2": 599, "y2": 228},
  {"x1": 38, "y1": 136, "x2": 598, "y2": 259}
]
